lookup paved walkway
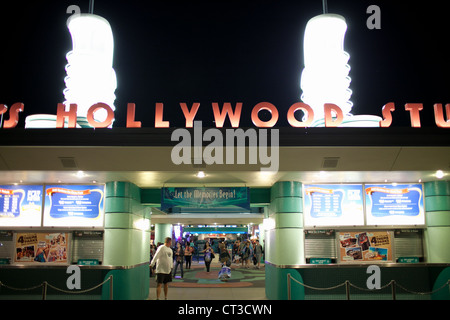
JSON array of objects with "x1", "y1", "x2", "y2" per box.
[{"x1": 148, "y1": 257, "x2": 267, "y2": 300}]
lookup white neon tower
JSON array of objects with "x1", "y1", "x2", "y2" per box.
[
  {"x1": 300, "y1": 13, "x2": 352, "y2": 123},
  {"x1": 63, "y1": 13, "x2": 117, "y2": 126}
]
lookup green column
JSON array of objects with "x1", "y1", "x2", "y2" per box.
[
  {"x1": 266, "y1": 181, "x2": 304, "y2": 265},
  {"x1": 265, "y1": 181, "x2": 305, "y2": 300},
  {"x1": 154, "y1": 223, "x2": 173, "y2": 245},
  {"x1": 102, "y1": 181, "x2": 151, "y2": 300},
  {"x1": 424, "y1": 181, "x2": 450, "y2": 263}
]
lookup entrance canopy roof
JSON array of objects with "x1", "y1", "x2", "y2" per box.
[{"x1": 0, "y1": 127, "x2": 449, "y2": 225}]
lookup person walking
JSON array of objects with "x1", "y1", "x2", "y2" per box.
[
  {"x1": 242, "y1": 240, "x2": 253, "y2": 269},
  {"x1": 201, "y1": 241, "x2": 214, "y2": 272},
  {"x1": 238, "y1": 240, "x2": 245, "y2": 267},
  {"x1": 184, "y1": 242, "x2": 194, "y2": 269},
  {"x1": 254, "y1": 239, "x2": 263, "y2": 269},
  {"x1": 150, "y1": 237, "x2": 173, "y2": 300},
  {"x1": 173, "y1": 242, "x2": 184, "y2": 278},
  {"x1": 219, "y1": 241, "x2": 231, "y2": 266}
]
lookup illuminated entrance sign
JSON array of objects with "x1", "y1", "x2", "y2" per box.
[
  {"x1": 161, "y1": 187, "x2": 250, "y2": 212},
  {"x1": 0, "y1": 101, "x2": 449, "y2": 129}
]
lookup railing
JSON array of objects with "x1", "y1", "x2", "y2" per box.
[
  {"x1": 0, "y1": 275, "x2": 113, "y2": 300},
  {"x1": 287, "y1": 273, "x2": 450, "y2": 300}
]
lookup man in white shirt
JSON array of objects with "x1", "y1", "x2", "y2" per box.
[{"x1": 150, "y1": 237, "x2": 173, "y2": 300}]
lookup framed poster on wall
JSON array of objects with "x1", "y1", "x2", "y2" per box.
[
  {"x1": 14, "y1": 232, "x2": 68, "y2": 263},
  {"x1": 0, "y1": 185, "x2": 43, "y2": 227},
  {"x1": 43, "y1": 185, "x2": 105, "y2": 227},
  {"x1": 303, "y1": 184, "x2": 364, "y2": 226},
  {"x1": 365, "y1": 184, "x2": 425, "y2": 226},
  {"x1": 339, "y1": 231, "x2": 392, "y2": 263}
]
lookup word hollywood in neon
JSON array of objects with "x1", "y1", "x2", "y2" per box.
[{"x1": 0, "y1": 101, "x2": 449, "y2": 129}]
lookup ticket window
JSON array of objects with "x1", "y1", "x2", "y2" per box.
[{"x1": 304, "y1": 230, "x2": 337, "y2": 264}]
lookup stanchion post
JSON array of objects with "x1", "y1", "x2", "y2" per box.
[
  {"x1": 109, "y1": 275, "x2": 114, "y2": 300},
  {"x1": 391, "y1": 280, "x2": 397, "y2": 300},
  {"x1": 287, "y1": 273, "x2": 291, "y2": 300},
  {"x1": 345, "y1": 280, "x2": 350, "y2": 300},
  {"x1": 42, "y1": 281, "x2": 47, "y2": 300}
]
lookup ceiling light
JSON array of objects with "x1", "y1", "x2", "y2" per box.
[
  {"x1": 196, "y1": 171, "x2": 206, "y2": 178},
  {"x1": 436, "y1": 170, "x2": 445, "y2": 179},
  {"x1": 76, "y1": 170, "x2": 85, "y2": 178}
]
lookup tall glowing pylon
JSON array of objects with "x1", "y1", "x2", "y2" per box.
[
  {"x1": 63, "y1": 13, "x2": 117, "y2": 127},
  {"x1": 300, "y1": 5, "x2": 381, "y2": 127},
  {"x1": 300, "y1": 13, "x2": 352, "y2": 123}
]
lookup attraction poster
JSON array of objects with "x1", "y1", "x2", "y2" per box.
[
  {"x1": 14, "y1": 232, "x2": 68, "y2": 263},
  {"x1": 339, "y1": 231, "x2": 392, "y2": 263}
]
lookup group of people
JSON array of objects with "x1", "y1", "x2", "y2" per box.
[
  {"x1": 150, "y1": 237, "x2": 264, "y2": 300},
  {"x1": 233, "y1": 239, "x2": 263, "y2": 269}
]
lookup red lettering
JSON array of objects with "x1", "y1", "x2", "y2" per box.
[
  {"x1": 212, "y1": 102, "x2": 242, "y2": 128},
  {"x1": 180, "y1": 102, "x2": 200, "y2": 128},
  {"x1": 324, "y1": 103, "x2": 343, "y2": 127},
  {"x1": 126, "y1": 103, "x2": 141, "y2": 128},
  {"x1": 3, "y1": 103, "x2": 24, "y2": 129},
  {"x1": 287, "y1": 102, "x2": 314, "y2": 127},
  {"x1": 87, "y1": 103, "x2": 115, "y2": 128},
  {"x1": 56, "y1": 103, "x2": 77, "y2": 128},
  {"x1": 405, "y1": 103, "x2": 423, "y2": 127},
  {"x1": 434, "y1": 103, "x2": 450, "y2": 128},
  {"x1": 379, "y1": 102, "x2": 395, "y2": 127},
  {"x1": 251, "y1": 102, "x2": 279, "y2": 128},
  {"x1": 155, "y1": 103, "x2": 170, "y2": 128}
]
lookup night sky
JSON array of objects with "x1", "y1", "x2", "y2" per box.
[{"x1": 1, "y1": 0, "x2": 449, "y2": 128}]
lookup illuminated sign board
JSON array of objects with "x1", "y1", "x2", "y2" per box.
[
  {"x1": 0, "y1": 185, "x2": 43, "y2": 227},
  {"x1": 303, "y1": 184, "x2": 364, "y2": 226},
  {"x1": 43, "y1": 185, "x2": 105, "y2": 227},
  {"x1": 161, "y1": 187, "x2": 250, "y2": 212},
  {"x1": 365, "y1": 184, "x2": 425, "y2": 226},
  {"x1": 0, "y1": 101, "x2": 450, "y2": 129}
]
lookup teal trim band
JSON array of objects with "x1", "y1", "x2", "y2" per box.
[
  {"x1": 425, "y1": 196, "x2": 450, "y2": 212},
  {"x1": 106, "y1": 181, "x2": 141, "y2": 201},
  {"x1": 271, "y1": 181, "x2": 302, "y2": 200},
  {"x1": 270, "y1": 196, "x2": 302, "y2": 213},
  {"x1": 105, "y1": 197, "x2": 132, "y2": 213},
  {"x1": 424, "y1": 181, "x2": 450, "y2": 197}
]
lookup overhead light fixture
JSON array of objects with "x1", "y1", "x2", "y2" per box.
[
  {"x1": 76, "y1": 170, "x2": 85, "y2": 178},
  {"x1": 63, "y1": 13, "x2": 117, "y2": 126},
  {"x1": 196, "y1": 171, "x2": 206, "y2": 178},
  {"x1": 435, "y1": 170, "x2": 445, "y2": 179}
]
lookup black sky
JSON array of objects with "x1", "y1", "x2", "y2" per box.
[{"x1": 1, "y1": 0, "x2": 449, "y2": 128}]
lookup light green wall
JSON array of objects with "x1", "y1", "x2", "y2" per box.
[{"x1": 424, "y1": 181, "x2": 450, "y2": 263}]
